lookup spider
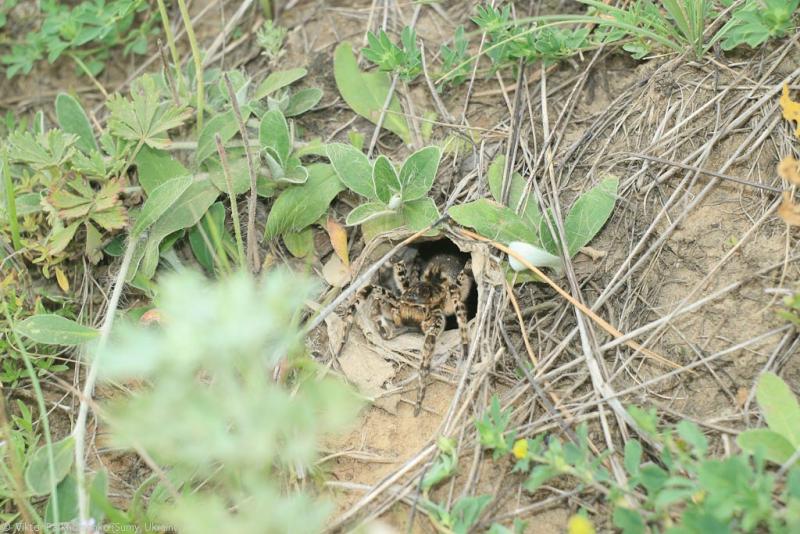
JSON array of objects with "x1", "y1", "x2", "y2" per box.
[{"x1": 336, "y1": 252, "x2": 473, "y2": 416}]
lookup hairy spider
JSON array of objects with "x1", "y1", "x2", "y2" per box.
[{"x1": 336, "y1": 253, "x2": 473, "y2": 416}]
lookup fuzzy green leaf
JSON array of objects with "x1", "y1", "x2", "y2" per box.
[
  {"x1": 131, "y1": 175, "x2": 194, "y2": 239},
  {"x1": 264, "y1": 164, "x2": 344, "y2": 239},
  {"x1": 333, "y1": 42, "x2": 410, "y2": 143},
  {"x1": 55, "y1": 93, "x2": 98, "y2": 154},
  {"x1": 16, "y1": 314, "x2": 99, "y2": 346},
  {"x1": 564, "y1": 176, "x2": 619, "y2": 256},
  {"x1": 399, "y1": 146, "x2": 441, "y2": 201},
  {"x1": 326, "y1": 143, "x2": 375, "y2": 199},
  {"x1": 253, "y1": 67, "x2": 307, "y2": 100},
  {"x1": 402, "y1": 197, "x2": 440, "y2": 231},
  {"x1": 737, "y1": 429, "x2": 797, "y2": 465},
  {"x1": 283, "y1": 227, "x2": 315, "y2": 258},
  {"x1": 345, "y1": 201, "x2": 393, "y2": 226},
  {"x1": 128, "y1": 181, "x2": 219, "y2": 281},
  {"x1": 285, "y1": 88, "x2": 323, "y2": 117},
  {"x1": 25, "y1": 436, "x2": 75, "y2": 496},
  {"x1": 259, "y1": 109, "x2": 291, "y2": 166},
  {"x1": 487, "y1": 154, "x2": 541, "y2": 228},
  {"x1": 189, "y1": 202, "x2": 227, "y2": 272},
  {"x1": 135, "y1": 146, "x2": 190, "y2": 196},
  {"x1": 757, "y1": 372, "x2": 800, "y2": 447},
  {"x1": 449, "y1": 199, "x2": 537, "y2": 244},
  {"x1": 196, "y1": 110, "x2": 242, "y2": 165},
  {"x1": 372, "y1": 155, "x2": 401, "y2": 205}
]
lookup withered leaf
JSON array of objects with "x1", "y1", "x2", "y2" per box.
[
  {"x1": 778, "y1": 156, "x2": 800, "y2": 186},
  {"x1": 780, "y1": 83, "x2": 800, "y2": 138},
  {"x1": 325, "y1": 216, "x2": 350, "y2": 267},
  {"x1": 778, "y1": 192, "x2": 800, "y2": 226}
]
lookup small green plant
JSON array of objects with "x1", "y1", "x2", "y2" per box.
[
  {"x1": 255, "y1": 19, "x2": 288, "y2": 62},
  {"x1": 439, "y1": 26, "x2": 471, "y2": 87},
  {"x1": 737, "y1": 372, "x2": 800, "y2": 465},
  {"x1": 449, "y1": 154, "x2": 618, "y2": 279},
  {"x1": 476, "y1": 396, "x2": 515, "y2": 459},
  {"x1": 362, "y1": 27, "x2": 422, "y2": 82},
  {"x1": 326, "y1": 142, "x2": 442, "y2": 241},
  {"x1": 1, "y1": 0, "x2": 158, "y2": 79},
  {"x1": 92, "y1": 271, "x2": 359, "y2": 532},
  {"x1": 718, "y1": 0, "x2": 800, "y2": 50},
  {"x1": 476, "y1": 384, "x2": 800, "y2": 533}
]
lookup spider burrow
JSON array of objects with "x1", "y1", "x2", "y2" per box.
[{"x1": 335, "y1": 251, "x2": 473, "y2": 416}]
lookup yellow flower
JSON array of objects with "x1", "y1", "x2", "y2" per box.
[
  {"x1": 512, "y1": 439, "x2": 528, "y2": 459},
  {"x1": 567, "y1": 514, "x2": 596, "y2": 534}
]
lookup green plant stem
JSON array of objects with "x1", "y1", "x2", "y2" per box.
[
  {"x1": 73, "y1": 240, "x2": 135, "y2": 534},
  {"x1": 176, "y1": 0, "x2": 204, "y2": 131},
  {"x1": 223, "y1": 74, "x2": 260, "y2": 273},
  {"x1": 69, "y1": 53, "x2": 108, "y2": 98},
  {"x1": 260, "y1": 0, "x2": 273, "y2": 19},
  {"x1": 154, "y1": 0, "x2": 184, "y2": 94},
  {"x1": 3, "y1": 303, "x2": 61, "y2": 534},
  {"x1": 214, "y1": 135, "x2": 246, "y2": 269},
  {"x1": 1, "y1": 152, "x2": 21, "y2": 251}
]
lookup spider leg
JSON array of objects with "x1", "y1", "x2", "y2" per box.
[
  {"x1": 372, "y1": 287, "x2": 404, "y2": 339},
  {"x1": 334, "y1": 283, "x2": 374, "y2": 359},
  {"x1": 415, "y1": 308, "x2": 445, "y2": 416},
  {"x1": 449, "y1": 283, "x2": 470, "y2": 361},
  {"x1": 392, "y1": 260, "x2": 415, "y2": 293}
]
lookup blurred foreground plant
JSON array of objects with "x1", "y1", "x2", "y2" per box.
[{"x1": 91, "y1": 270, "x2": 359, "y2": 533}]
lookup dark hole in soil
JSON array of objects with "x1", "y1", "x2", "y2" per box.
[{"x1": 410, "y1": 238, "x2": 479, "y2": 330}]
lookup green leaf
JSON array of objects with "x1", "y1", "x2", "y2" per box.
[
  {"x1": 45, "y1": 470, "x2": 108, "y2": 525},
  {"x1": 372, "y1": 155, "x2": 401, "y2": 204},
  {"x1": 55, "y1": 93, "x2": 98, "y2": 154},
  {"x1": 346, "y1": 201, "x2": 393, "y2": 226},
  {"x1": 451, "y1": 495, "x2": 492, "y2": 534},
  {"x1": 333, "y1": 42, "x2": 411, "y2": 143},
  {"x1": 563, "y1": 176, "x2": 619, "y2": 256},
  {"x1": 47, "y1": 221, "x2": 81, "y2": 255},
  {"x1": 25, "y1": 436, "x2": 75, "y2": 496},
  {"x1": 757, "y1": 372, "x2": 800, "y2": 447},
  {"x1": 135, "y1": 146, "x2": 190, "y2": 196},
  {"x1": 131, "y1": 175, "x2": 194, "y2": 239},
  {"x1": 189, "y1": 202, "x2": 226, "y2": 272},
  {"x1": 737, "y1": 429, "x2": 797, "y2": 465},
  {"x1": 259, "y1": 109, "x2": 291, "y2": 166},
  {"x1": 326, "y1": 143, "x2": 375, "y2": 199},
  {"x1": 487, "y1": 154, "x2": 541, "y2": 227},
  {"x1": 196, "y1": 110, "x2": 241, "y2": 165},
  {"x1": 399, "y1": 146, "x2": 441, "y2": 201},
  {"x1": 613, "y1": 506, "x2": 646, "y2": 534},
  {"x1": 7, "y1": 130, "x2": 77, "y2": 170},
  {"x1": 283, "y1": 227, "x2": 314, "y2": 258},
  {"x1": 264, "y1": 164, "x2": 344, "y2": 239},
  {"x1": 403, "y1": 197, "x2": 440, "y2": 231},
  {"x1": 128, "y1": 181, "x2": 219, "y2": 281},
  {"x1": 253, "y1": 67, "x2": 307, "y2": 100},
  {"x1": 623, "y1": 440, "x2": 642, "y2": 477},
  {"x1": 449, "y1": 199, "x2": 537, "y2": 244},
  {"x1": 206, "y1": 153, "x2": 251, "y2": 195},
  {"x1": 107, "y1": 74, "x2": 192, "y2": 149},
  {"x1": 285, "y1": 87, "x2": 323, "y2": 117},
  {"x1": 16, "y1": 314, "x2": 99, "y2": 345},
  {"x1": 361, "y1": 211, "x2": 406, "y2": 242}
]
